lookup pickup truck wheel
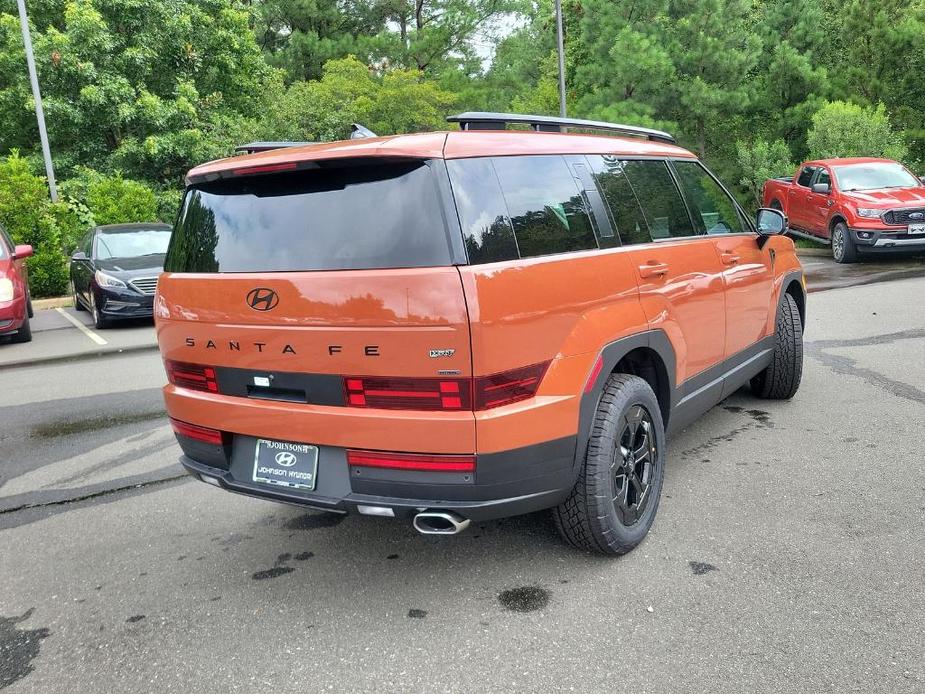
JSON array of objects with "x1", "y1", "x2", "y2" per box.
[
  {"x1": 751, "y1": 293, "x2": 803, "y2": 400},
  {"x1": 553, "y1": 374, "x2": 665, "y2": 555},
  {"x1": 831, "y1": 222, "x2": 858, "y2": 263}
]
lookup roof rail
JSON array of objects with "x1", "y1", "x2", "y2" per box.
[
  {"x1": 234, "y1": 141, "x2": 313, "y2": 154},
  {"x1": 446, "y1": 112, "x2": 676, "y2": 144}
]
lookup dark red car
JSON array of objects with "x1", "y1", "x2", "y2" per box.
[
  {"x1": 763, "y1": 158, "x2": 925, "y2": 263},
  {"x1": 0, "y1": 224, "x2": 34, "y2": 343}
]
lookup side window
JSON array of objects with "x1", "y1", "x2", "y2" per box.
[
  {"x1": 621, "y1": 160, "x2": 696, "y2": 239},
  {"x1": 815, "y1": 169, "x2": 831, "y2": 189},
  {"x1": 587, "y1": 156, "x2": 652, "y2": 246},
  {"x1": 491, "y1": 155, "x2": 598, "y2": 258},
  {"x1": 83, "y1": 232, "x2": 94, "y2": 257},
  {"x1": 796, "y1": 166, "x2": 817, "y2": 187},
  {"x1": 447, "y1": 158, "x2": 519, "y2": 264},
  {"x1": 673, "y1": 161, "x2": 747, "y2": 235}
]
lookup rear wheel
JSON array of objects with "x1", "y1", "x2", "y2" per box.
[
  {"x1": 11, "y1": 314, "x2": 32, "y2": 343},
  {"x1": 553, "y1": 374, "x2": 666, "y2": 555},
  {"x1": 26, "y1": 290, "x2": 33, "y2": 318},
  {"x1": 831, "y1": 221, "x2": 858, "y2": 263},
  {"x1": 751, "y1": 293, "x2": 803, "y2": 399}
]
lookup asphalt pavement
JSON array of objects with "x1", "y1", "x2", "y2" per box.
[{"x1": 1, "y1": 266, "x2": 924, "y2": 693}]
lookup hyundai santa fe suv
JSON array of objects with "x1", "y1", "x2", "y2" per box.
[{"x1": 157, "y1": 112, "x2": 805, "y2": 555}]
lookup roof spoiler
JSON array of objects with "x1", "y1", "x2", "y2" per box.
[
  {"x1": 234, "y1": 141, "x2": 313, "y2": 154},
  {"x1": 446, "y1": 112, "x2": 676, "y2": 144}
]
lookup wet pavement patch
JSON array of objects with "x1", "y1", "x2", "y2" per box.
[
  {"x1": 689, "y1": 561, "x2": 718, "y2": 575},
  {"x1": 126, "y1": 615, "x2": 145, "y2": 623},
  {"x1": 498, "y1": 586, "x2": 550, "y2": 613},
  {"x1": 386, "y1": 554, "x2": 399, "y2": 560},
  {"x1": 407, "y1": 609, "x2": 427, "y2": 619},
  {"x1": 30, "y1": 410, "x2": 165, "y2": 439},
  {"x1": 0, "y1": 608, "x2": 51, "y2": 689},
  {"x1": 283, "y1": 512, "x2": 345, "y2": 530},
  {"x1": 252, "y1": 566, "x2": 295, "y2": 581},
  {"x1": 294, "y1": 552, "x2": 314, "y2": 561}
]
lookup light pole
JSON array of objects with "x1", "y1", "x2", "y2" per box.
[
  {"x1": 16, "y1": 0, "x2": 57, "y2": 202},
  {"x1": 554, "y1": 0, "x2": 566, "y2": 118}
]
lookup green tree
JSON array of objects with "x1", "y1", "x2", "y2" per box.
[
  {"x1": 260, "y1": 55, "x2": 456, "y2": 142},
  {"x1": 0, "y1": 0, "x2": 277, "y2": 185},
  {"x1": 736, "y1": 138, "x2": 795, "y2": 209},
  {"x1": 806, "y1": 101, "x2": 908, "y2": 161}
]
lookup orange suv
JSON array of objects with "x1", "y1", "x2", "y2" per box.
[{"x1": 156, "y1": 112, "x2": 805, "y2": 555}]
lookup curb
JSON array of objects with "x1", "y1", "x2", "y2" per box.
[
  {"x1": 33, "y1": 296, "x2": 73, "y2": 310},
  {"x1": 0, "y1": 342, "x2": 159, "y2": 371},
  {"x1": 797, "y1": 249, "x2": 831, "y2": 257}
]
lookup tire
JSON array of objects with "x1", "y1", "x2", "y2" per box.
[
  {"x1": 72, "y1": 281, "x2": 86, "y2": 311},
  {"x1": 89, "y1": 291, "x2": 109, "y2": 329},
  {"x1": 553, "y1": 374, "x2": 666, "y2": 556},
  {"x1": 831, "y1": 221, "x2": 858, "y2": 264},
  {"x1": 11, "y1": 314, "x2": 32, "y2": 343},
  {"x1": 26, "y1": 291, "x2": 33, "y2": 318},
  {"x1": 751, "y1": 293, "x2": 803, "y2": 400}
]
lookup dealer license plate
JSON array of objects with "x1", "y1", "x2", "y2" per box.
[
  {"x1": 252, "y1": 439, "x2": 319, "y2": 491},
  {"x1": 908, "y1": 223, "x2": 925, "y2": 235}
]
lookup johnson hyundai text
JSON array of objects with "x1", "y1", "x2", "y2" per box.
[{"x1": 156, "y1": 113, "x2": 805, "y2": 555}]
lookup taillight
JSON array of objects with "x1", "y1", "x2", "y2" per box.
[
  {"x1": 170, "y1": 418, "x2": 225, "y2": 445},
  {"x1": 344, "y1": 376, "x2": 471, "y2": 411},
  {"x1": 165, "y1": 360, "x2": 218, "y2": 393},
  {"x1": 343, "y1": 361, "x2": 550, "y2": 412},
  {"x1": 473, "y1": 362, "x2": 550, "y2": 410},
  {"x1": 347, "y1": 449, "x2": 476, "y2": 472}
]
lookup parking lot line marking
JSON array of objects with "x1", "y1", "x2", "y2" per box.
[{"x1": 55, "y1": 307, "x2": 108, "y2": 346}]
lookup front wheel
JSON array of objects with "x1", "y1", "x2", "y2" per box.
[
  {"x1": 751, "y1": 293, "x2": 803, "y2": 399},
  {"x1": 553, "y1": 374, "x2": 666, "y2": 555},
  {"x1": 832, "y1": 222, "x2": 858, "y2": 264},
  {"x1": 89, "y1": 291, "x2": 109, "y2": 329},
  {"x1": 11, "y1": 314, "x2": 32, "y2": 343}
]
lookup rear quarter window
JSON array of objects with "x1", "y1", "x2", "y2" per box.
[
  {"x1": 490, "y1": 155, "x2": 598, "y2": 258},
  {"x1": 166, "y1": 161, "x2": 453, "y2": 273}
]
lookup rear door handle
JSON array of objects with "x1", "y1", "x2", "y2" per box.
[
  {"x1": 638, "y1": 262, "x2": 669, "y2": 278},
  {"x1": 720, "y1": 253, "x2": 740, "y2": 265}
]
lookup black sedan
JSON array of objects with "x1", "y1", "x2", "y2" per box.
[{"x1": 69, "y1": 223, "x2": 172, "y2": 328}]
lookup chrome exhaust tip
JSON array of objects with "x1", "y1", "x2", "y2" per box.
[{"x1": 412, "y1": 511, "x2": 470, "y2": 535}]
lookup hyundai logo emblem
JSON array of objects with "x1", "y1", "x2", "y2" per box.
[
  {"x1": 246, "y1": 287, "x2": 279, "y2": 311},
  {"x1": 275, "y1": 451, "x2": 298, "y2": 467},
  {"x1": 910, "y1": 212, "x2": 924, "y2": 220}
]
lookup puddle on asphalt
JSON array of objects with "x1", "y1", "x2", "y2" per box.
[
  {"x1": 498, "y1": 586, "x2": 550, "y2": 613},
  {"x1": 0, "y1": 608, "x2": 50, "y2": 689}
]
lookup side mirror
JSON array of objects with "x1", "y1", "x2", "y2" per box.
[
  {"x1": 72, "y1": 250, "x2": 88, "y2": 261},
  {"x1": 756, "y1": 208, "x2": 787, "y2": 236},
  {"x1": 13, "y1": 244, "x2": 33, "y2": 259},
  {"x1": 811, "y1": 182, "x2": 831, "y2": 195}
]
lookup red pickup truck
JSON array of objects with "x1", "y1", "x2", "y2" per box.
[{"x1": 763, "y1": 157, "x2": 925, "y2": 263}]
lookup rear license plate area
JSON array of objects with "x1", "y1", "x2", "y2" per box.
[{"x1": 252, "y1": 439, "x2": 319, "y2": 491}]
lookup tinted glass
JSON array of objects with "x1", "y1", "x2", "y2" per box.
[
  {"x1": 833, "y1": 162, "x2": 919, "y2": 191},
  {"x1": 673, "y1": 161, "x2": 746, "y2": 235},
  {"x1": 587, "y1": 156, "x2": 651, "y2": 245},
  {"x1": 166, "y1": 162, "x2": 452, "y2": 273},
  {"x1": 816, "y1": 169, "x2": 831, "y2": 188},
  {"x1": 447, "y1": 158, "x2": 519, "y2": 264},
  {"x1": 796, "y1": 166, "x2": 817, "y2": 187},
  {"x1": 491, "y1": 155, "x2": 597, "y2": 258},
  {"x1": 622, "y1": 161, "x2": 695, "y2": 239},
  {"x1": 96, "y1": 229, "x2": 172, "y2": 260}
]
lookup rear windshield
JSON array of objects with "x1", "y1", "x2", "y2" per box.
[{"x1": 165, "y1": 161, "x2": 452, "y2": 272}]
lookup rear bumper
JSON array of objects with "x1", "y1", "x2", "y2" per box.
[
  {"x1": 851, "y1": 228, "x2": 925, "y2": 253},
  {"x1": 0, "y1": 296, "x2": 26, "y2": 334},
  {"x1": 177, "y1": 433, "x2": 577, "y2": 522}
]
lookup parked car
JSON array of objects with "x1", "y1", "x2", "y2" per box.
[
  {"x1": 156, "y1": 112, "x2": 805, "y2": 555},
  {"x1": 763, "y1": 157, "x2": 925, "y2": 263},
  {"x1": 0, "y1": 224, "x2": 34, "y2": 344},
  {"x1": 69, "y1": 223, "x2": 172, "y2": 328}
]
